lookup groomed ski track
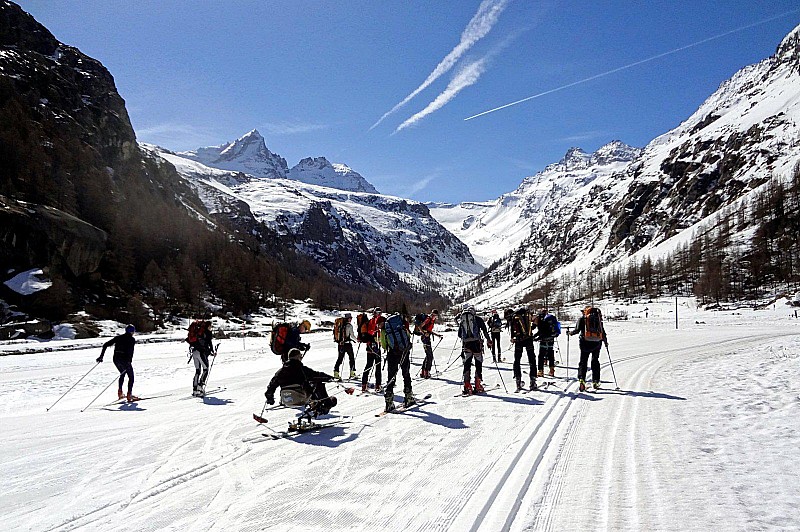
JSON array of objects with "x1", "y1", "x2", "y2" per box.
[{"x1": 1, "y1": 314, "x2": 799, "y2": 531}]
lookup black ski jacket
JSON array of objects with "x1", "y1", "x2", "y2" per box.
[
  {"x1": 265, "y1": 359, "x2": 333, "y2": 398},
  {"x1": 101, "y1": 333, "x2": 136, "y2": 363}
]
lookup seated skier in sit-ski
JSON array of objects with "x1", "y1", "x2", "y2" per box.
[{"x1": 264, "y1": 348, "x2": 337, "y2": 416}]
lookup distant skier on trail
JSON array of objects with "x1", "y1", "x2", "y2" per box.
[
  {"x1": 96, "y1": 324, "x2": 139, "y2": 402},
  {"x1": 457, "y1": 304, "x2": 491, "y2": 395},
  {"x1": 533, "y1": 308, "x2": 559, "y2": 377},
  {"x1": 187, "y1": 319, "x2": 215, "y2": 397},
  {"x1": 333, "y1": 313, "x2": 358, "y2": 381},
  {"x1": 487, "y1": 309, "x2": 504, "y2": 362},
  {"x1": 361, "y1": 308, "x2": 384, "y2": 393},
  {"x1": 510, "y1": 308, "x2": 537, "y2": 391},
  {"x1": 264, "y1": 348, "x2": 337, "y2": 416},
  {"x1": 567, "y1": 306, "x2": 608, "y2": 391},
  {"x1": 419, "y1": 309, "x2": 441, "y2": 379}
]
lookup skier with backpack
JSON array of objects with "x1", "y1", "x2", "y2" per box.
[
  {"x1": 418, "y1": 309, "x2": 441, "y2": 378},
  {"x1": 533, "y1": 309, "x2": 560, "y2": 377},
  {"x1": 382, "y1": 313, "x2": 415, "y2": 411},
  {"x1": 95, "y1": 324, "x2": 139, "y2": 402},
  {"x1": 332, "y1": 313, "x2": 358, "y2": 381},
  {"x1": 361, "y1": 308, "x2": 384, "y2": 393},
  {"x1": 264, "y1": 348, "x2": 337, "y2": 416},
  {"x1": 457, "y1": 304, "x2": 491, "y2": 395},
  {"x1": 567, "y1": 306, "x2": 608, "y2": 391},
  {"x1": 187, "y1": 319, "x2": 216, "y2": 397},
  {"x1": 487, "y1": 310, "x2": 504, "y2": 362},
  {"x1": 510, "y1": 308, "x2": 537, "y2": 391},
  {"x1": 270, "y1": 320, "x2": 311, "y2": 363}
]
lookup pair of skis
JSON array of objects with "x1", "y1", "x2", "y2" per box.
[
  {"x1": 376, "y1": 393, "x2": 433, "y2": 417},
  {"x1": 454, "y1": 383, "x2": 500, "y2": 397}
]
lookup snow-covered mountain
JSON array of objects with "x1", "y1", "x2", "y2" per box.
[
  {"x1": 429, "y1": 140, "x2": 641, "y2": 268},
  {"x1": 434, "y1": 23, "x2": 800, "y2": 307},
  {"x1": 179, "y1": 130, "x2": 379, "y2": 193},
  {"x1": 288, "y1": 157, "x2": 378, "y2": 194},
  {"x1": 179, "y1": 129, "x2": 289, "y2": 179},
  {"x1": 145, "y1": 146, "x2": 481, "y2": 290}
]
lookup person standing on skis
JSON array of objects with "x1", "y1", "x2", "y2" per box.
[
  {"x1": 533, "y1": 308, "x2": 558, "y2": 378},
  {"x1": 568, "y1": 306, "x2": 608, "y2": 391},
  {"x1": 510, "y1": 308, "x2": 537, "y2": 391},
  {"x1": 457, "y1": 304, "x2": 491, "y2": 395},
  {"x1": 96, "y1": 324, "x2": 139, "y2": 402},
  {"x1": 487, "y1": 310, "x2": 504, "y2": 362},
  {"x1": 382, "y1": 313, "x2": 415, "y2": 412},
  {"x1": 333, "y1": 313, "x2": 358, "y2": 381},
  {"x1": 419, "y1": 309, "x2": 441, "y2": 378},
  {"x1": 188, "y1": 319, "x2": 215, "y2": 397},
  {"x1": 361, "y1": 308, "x2": 384, "y2": 393}
]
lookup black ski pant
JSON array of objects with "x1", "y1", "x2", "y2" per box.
[
  {"x1": 310, "y1": 381, "x2": 335, "y2": 415},
  {"x1": 490, "y1": 331, "x2": 501, "y2": 360},
  {"x1": 537, "y1": 339, "x2": 555, "y2": 372},
  {"x1": 578, "y1": 339, "x2": 602, "y2": 383},
  {"x1": 192, "y1": 348, "x2": 210, "y2": 390},
  {"x1": 513, "y1": 338, "x2": 535, "y2": 382},
  {"x1": 421, "y1": 336, "x2": 434, "y2": 373},
  {"x1": 334, "y1": 342, "x2": 356, "y2": 373},
  {"x1": 462, "y1": 340, "x2": 483, "y2": 383},
  {"x1": 113, "y1": 357, "x2": 134, "y2": 395},
  {"x1": 361, "y1": 342, "x2": 382, "y2": 389},
  {"x1": 385, "y1": 347, "x2": 412, "y2": 397}
]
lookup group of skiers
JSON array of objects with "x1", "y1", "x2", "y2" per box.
[{"x1": 91, "y1": 303, "x2": 608, "y2": 416}]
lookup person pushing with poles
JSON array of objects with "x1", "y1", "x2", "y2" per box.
[
  {"x1": 457, "y1": 304, "x2": 491, "y2": 395},
  {"x1": 187, "y1": 319, "x2": 215, "y2": 397},
  {"x1": 567, "y1": 305, "x2": 609, "y2": 391},
  {"x1": 419, "y1": 309, "x2": 442, "y2": 379},
  {"x1": 96, "y1": 324, "x2": 139, "y2": 402}
]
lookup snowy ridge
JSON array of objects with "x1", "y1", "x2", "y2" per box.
[
  {"x1": 288, "y1": 157, "x2": 379, "y2": 194},
  {"x1": 179, "y1": 129, "x2": 289, "y2": 180},
  {"x1": 429, "y1": 140, "x2": 640, "y2": 269},
  {"x1": 146, "y1": 145, "x2": 481, "y2": 288}
]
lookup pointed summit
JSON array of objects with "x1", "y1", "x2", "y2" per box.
[{"x1": 178, "y1": 129, "x2": 288, "y2": 179}]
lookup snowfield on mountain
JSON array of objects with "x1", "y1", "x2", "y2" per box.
[{"x1": 2, "y1": 300, "x2": 798, "y2": 531}]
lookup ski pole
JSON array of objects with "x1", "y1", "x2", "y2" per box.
[
  {"x1": 254, "y1": 398, "x2": 269, "y2": 424},
  {"x1": 47, "y1": 362, "x2": 100, "y2": 411},
  {"x1": 491, "y1": 355, "x2": 507, "y2": 392},
  {"x1": 566, "y1": 329, "x2": 570, "y2": 378},
  {"x1": 444, "y1": 337, "x2": 461, "y2": 370},
  {"x1": 605, "y1": 343, "x2": 620, "y2": 390},
  {"x1": 81, "y1": 371, "x2": 125, "y2": 412},
  {"x1": 203, "y1": 343, "x2": 220, "y2": 389}
]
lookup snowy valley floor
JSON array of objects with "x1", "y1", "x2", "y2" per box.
[{"x1": 1, "y1": 307, "x2": 799, "y2": 531}]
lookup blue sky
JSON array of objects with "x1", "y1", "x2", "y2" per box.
[{"x1": 18, "y1": 0, "x2": 800, "y2": 203}]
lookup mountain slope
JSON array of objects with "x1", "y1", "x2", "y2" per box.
[{"x1": 148, "y1": 147, "x2": 482, "y2": 290}]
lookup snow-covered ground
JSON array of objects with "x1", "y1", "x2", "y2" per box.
[{"x1": 1, "y1": 300, "x2": 799, "y2": 531}]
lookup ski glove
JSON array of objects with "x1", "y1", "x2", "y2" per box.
[
  {"x1": 265, "y1": 392, "x2": 274, "y2": 405},
  {"x1": 96, "y1": 355, "x2": 103, "y2": 363},
  {"x1": 301, "y1": 343, "x2": 310, "y2": 352}
]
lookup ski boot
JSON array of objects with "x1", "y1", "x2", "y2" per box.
[
  {"x1": 579, "y1": 379, "x2": 586, "y2": 392},
  {"x1": 375, "y1": 385, "x2": 382, "y2": 393},
  {"x1": 403, "y1": 391, "x2": 416, "y2": 408},
  {"x1": 474, "y1": 377, "x2": 485, "y2": 394},
  {"x1": 127, "y1": 392, "x2": 141, "y2": 402},
  {"x1": 537, "y1": 369, "x2": 544, "y2": 378},
  {"x1": 349, "y1": 370, "x2": 357, "y2": 380},
  {"x1": 117, "y1": 389, "x2": 125, "y2": 400},
  {"x1": 361, "y1": 383, "x2": 368, "y2": 393},
  {"x1": 463, "y1": 381, "x2": 473, "y2": 395},
  {"x1": 593, "y1": 381, "x2": 600, "y2": 390},
  {"x1": 529, "y1": 379, "x2": 538, "y2": 391},
  {"x1": 384, "y1": 395, "x2": 395, "y2": 413},
  {"x1": 515, "y1": 379, "x2": 523, "y2": 392},
  {"x1": 333, "y1": 370, "x2": 341, "y2": 382},
  {"x1": 548, "y1": 366, "x2": 555, "y2": 377}
]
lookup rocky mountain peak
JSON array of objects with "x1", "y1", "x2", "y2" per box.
[
  {"x1": 178, "y1": 129, "x2": 288, "y2": 179},
  {"x1": 288, "y1": 157, "x2": 379, "y2": 194},
  {"x1": 777, "y1": 23, "x2": 800, "y2": 73},
  {"x1": 590, "y1": 140, "x2": 641, "y2": 165}
]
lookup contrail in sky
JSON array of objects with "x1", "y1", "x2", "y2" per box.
[
  {"x1": 464, "y1": 9, "x2": 800, "y2": 122},
  {"x1": 394, "y1": 57, "x2": 491, "y2": 134},
  {"x1": 370, "y1": 0, "x2": 510, "y2": 131}
]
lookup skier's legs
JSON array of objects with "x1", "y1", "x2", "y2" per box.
[
  {"x1": 525, "y1": 340, "x2": 536, "y2": 370},
  {"x1": 422, "y1": 341, "x2": 433, "y2": 372},
  {"x1": 537, "y1": 342, "x2": 547, "y2": 372},
  {"x1": 400, "y1": 349, "x2": 412, "y2": 393},
  {"x1": 385, "y1": 353, "x2": 399, "y2": 397},
  {"x1": 345, "y1": 343, "x2": 356, "y2": 372},
  {"x1": 578, "y1": 348, "x2": 590, "y2": 382},
  {"x1": 334, "y1": 344, "x2": 346, "y2": 373},
  {"x1": 491, "y1": 332, "x2": 501, "y2": 358},
  {"x1": 199, "y1": 351, "x2": 210, "y2": 385},
  {"x1": 462, "y1": 348, "x2": 474, "y2": 383},
  {"x1": 192, "y1": 349, "x2": 202, "y2": 389},
  {"x1": 544, "y1": 340, "x2": 555, "y2": 368},
  {"x1": 113, "y1": 358, "x2": 126, "y2": 393},
  {"x1": 513, "y1": 342, "x2": 523, "y2": 380},
  {"x1": 474, "y1": 351, "x2": 483, "y2": 380},
  {"x1": 590, "y1": 344, "x2": 602, "y2": 383}
]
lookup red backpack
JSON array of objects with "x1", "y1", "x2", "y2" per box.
[
  {"x1": 270, "y1": 323, "x2": 291, "y2": 355},
  {"x1": 186, "y1": 320, "x2": 205, "y2": 343}
]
